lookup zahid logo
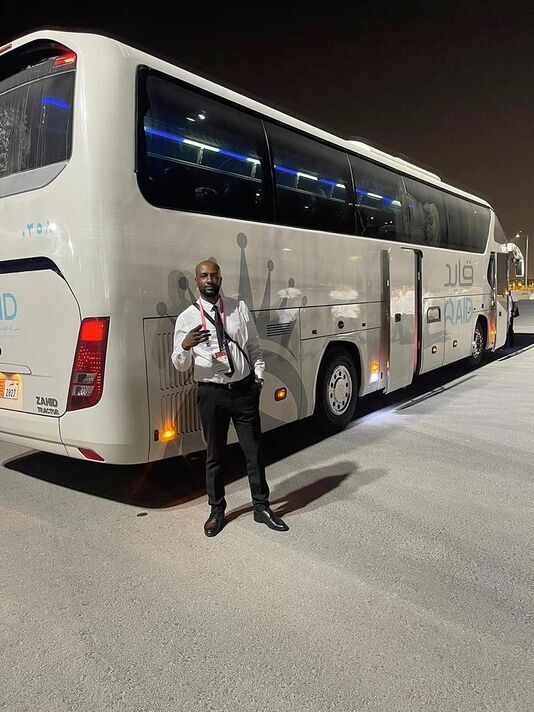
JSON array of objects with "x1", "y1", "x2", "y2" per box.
[{"x1": 0, "y1": 293, "x2": 17, "y2": 320}]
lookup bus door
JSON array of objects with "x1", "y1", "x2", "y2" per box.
[
  {"x1": 385, "y1": 246, "x2": 418, "y2": 393},
  {"x1": 494, "y1": 251, "x2": 509, "y2": 349}
]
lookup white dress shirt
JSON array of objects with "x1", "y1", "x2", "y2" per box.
[{"x1": 171, "y1": 294, "x2": 265, "y2": 384}]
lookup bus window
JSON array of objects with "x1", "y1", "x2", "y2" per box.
[
  {"x1": 493, "y1": 216, "x2": 507, "y2": 244},
  {"x1": 265, "y1": 122, "x2": 355, "y2": 235},
  {"x1": 445, "y1": 194, "x2": 489, "y2": 253},
  {"x1": 349, "y1": 156, "x2": 408, "y2": 242},
  {"x1": 0, "y1": 42, "x2": 74, "y2": 193},
  {"x1": 137, "y1": 70, "x2": 273, "y2": 223},
  {"x1": 404, "y1": 177, "x2": 448, "y2": 248},
  {"x1": 496, "y1": 252, "x2": 508, "y2": 297},
  {"x1": 487, "y1": 253, "x2": 495, "y2": 288}
]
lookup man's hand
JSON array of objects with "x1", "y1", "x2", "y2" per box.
[{"x1": 182, "y1": 324, "x2": 210, "y2": 351}]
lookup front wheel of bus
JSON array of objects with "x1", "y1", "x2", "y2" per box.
[
  {"x1": 315, "y1": 349, "x2": 358, "y2": 433},
  {"x1": 467, "y1": 320, "x2": 485, "y2": 368}
]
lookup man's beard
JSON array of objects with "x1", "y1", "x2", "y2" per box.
[{"x1": 200, "y1": 284, "x2": 220, "y2": 298}]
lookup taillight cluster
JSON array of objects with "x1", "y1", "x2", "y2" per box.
[{"x1": 67, "y1": 318, "x2": 109, "y2": 411}]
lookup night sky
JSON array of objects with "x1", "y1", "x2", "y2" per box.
[{"x1": 3, "y1": 1, "x2": 534, "y2": 253}]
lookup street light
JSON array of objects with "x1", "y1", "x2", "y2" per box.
[{"x1": 515, "y1": 230, "x2": 529, "y2": 290}]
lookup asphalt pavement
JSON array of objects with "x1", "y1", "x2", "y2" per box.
[{"x1": 0, "y1": 304, "x2": 533, "y2": 712}]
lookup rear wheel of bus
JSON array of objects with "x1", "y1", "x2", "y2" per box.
[{"x1": 314, "y1": 348, "x2": 359, "y2": 433}]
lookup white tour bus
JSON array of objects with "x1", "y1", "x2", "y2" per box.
[{"x1": 0, "y1": 30, "x2": 521, "y2": 464}]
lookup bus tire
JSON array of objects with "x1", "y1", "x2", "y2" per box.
[
  {"x1": 467, "y1": 319, "x2": 485, "y2": 368},
  {"x1": 314, "y1": 348, "x2": 359, "y2": 433}
]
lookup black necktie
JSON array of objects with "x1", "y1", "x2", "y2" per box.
[{"x1": 212, "y1": 304, "x2": 235, "y2": 376}]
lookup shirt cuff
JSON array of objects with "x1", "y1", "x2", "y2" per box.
[{"x1": 171, "y1": 348, "x2": 192, "y2": 371}]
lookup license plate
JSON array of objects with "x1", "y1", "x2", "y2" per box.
[{"x1": 0, "y1": 378, "x2": 19, "y2": 399}]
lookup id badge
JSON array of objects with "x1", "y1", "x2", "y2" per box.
[
  {"x1": 195, "y1": 343, "x2": 213, "y2": 362},
  {"x1": 212, "y1": 349, "x2": 230, "y2": 375}
]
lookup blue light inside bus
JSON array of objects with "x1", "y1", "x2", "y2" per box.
[
  {"x1": 145, "y1": 127, "x2": 181, "y2": 142},
  {"x1": 318, "y1": 178, "x2": 337, "y2": 188},
  {"x1": 42, "y1": 97, "x2": 69, "y2": 109},
  {"x1": 146, "y1": 126, "x2": 258, "y2": 164},
  {"x1": 144, "y1": 125, "x2": 400, "y2": 203},
  {"x1": 273, "y1": 164, "x2": 297, "y2": 176}
]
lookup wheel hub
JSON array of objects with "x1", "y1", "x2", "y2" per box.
[
  {"x1": 327, "y1": 366, "x2": 352, "y2": 415},
  {"x1": 472, "y1": 328, "x2": 483, "y2": 358}
]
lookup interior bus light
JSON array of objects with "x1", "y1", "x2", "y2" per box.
[
  {"x1": 274, "y1": 165, "x2": 298, "y2": 176},
  {"x1": 42, "y1": 97, "x2": 69, "y2": 110},
  {"x1": 53, "y1": 52, "x2": 77, "y2": 68},
  {"x1": 0, "y1": 43, "x2": 12, "y2": 55},
  {"x1": 183, "y1": 139, "x2": 219, "y2": 152},
  {"x1": 145, "y1": 127, "x2": 185, "y2": 143},
  {"x1": 274, "y1": 387, "x2": 287, "y2": 401}
]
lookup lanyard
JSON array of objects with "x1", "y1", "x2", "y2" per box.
[
  {"x1": 198, "y1": 297, "x2": 226, "y2": 331},
  {"x1": 193, "y1": 300, "x2": 252, "y2": 370}
]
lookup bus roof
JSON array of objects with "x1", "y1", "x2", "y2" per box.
[{"x1": 7, "y1": 29, "x2": 492, "y2": 208}]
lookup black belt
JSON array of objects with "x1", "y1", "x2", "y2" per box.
[{"x1": 198, "y1": 372, "x2": 254, "y2": 390}]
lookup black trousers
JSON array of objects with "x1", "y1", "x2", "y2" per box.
[{"x1": 196, "y1": 377, "x2": 270, "y2": 513}]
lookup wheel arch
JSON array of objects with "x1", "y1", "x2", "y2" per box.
[
  {"x1": 476, "y1": 314, "x2": 488, "y2": 349},
  {"x1": 313, "y1": 338, "x2": 362, "y2": 406}
]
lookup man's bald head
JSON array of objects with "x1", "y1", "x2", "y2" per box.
[
  {"x1": 195, "y1": 260, "x2": 222, "y2": 302},
  {"x1": 195, "y1": 260, "x2": 220, "y2": 279}
]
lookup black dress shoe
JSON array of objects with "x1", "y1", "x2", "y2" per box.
[
  {"x1": 204, "y1": 513, "x2": 225, "y2": 537},
  {"x1": 254, "y1": 508, "x2": 289, "y2": 531}
]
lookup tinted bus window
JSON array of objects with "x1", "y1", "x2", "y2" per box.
[
  {"x1": 493, "y1": 216, "x2": 507, "y2": 244},
  {"x1": 266, "y1": 123, "x2": 355, "y2": 234},
  {"x1": 138, "y1": 72, "x2": 273, "y2": 222},
  {"x1": 445, "y1": 194, "x2": 489, "y2": 253},
  {"x1": 496, "y1": 252, "x2": 508, "y2": 296},
  {"x1": 404, "y1": 177, "x2": 448, "y2": 248},
  {"x1": 0, "y1": 59, "x2": 74, "y2": 179},
  {"x1": 349, "y1": 155, "x2": 408, "y2": 241}
]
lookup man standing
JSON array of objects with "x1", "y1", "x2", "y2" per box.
[
  {"x1": 507, "y1": 290, "x2": 519, "y2": 347},
  {"x1": 171, "y1": 260, "x2": 289, "y2": 537}
]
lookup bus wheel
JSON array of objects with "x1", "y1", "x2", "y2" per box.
[
  {"x1": 314, "y1": 348, "x2": 358, "y2": 433},
  {"x1": 467, "y1": 320, "x2": 485, "y2": 368}
]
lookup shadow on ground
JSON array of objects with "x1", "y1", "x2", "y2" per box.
[{"x1": 4, "y1": 332, "x2": 534, "y2": 510}]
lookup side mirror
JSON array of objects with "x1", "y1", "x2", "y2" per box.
[{"x1": 506, "y1": 242, "x2": 525, "y2": 278}]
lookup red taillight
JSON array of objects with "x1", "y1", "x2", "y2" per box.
[
  {"x1": 80, "y1": 319, "x2": 107, "y2": 342},
  {"x1": 67, "y1": 317, "x2": 109, "y2": 411},
  {"x1": 53, "y1": 52, "x2": 77, "y2": 68}
]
